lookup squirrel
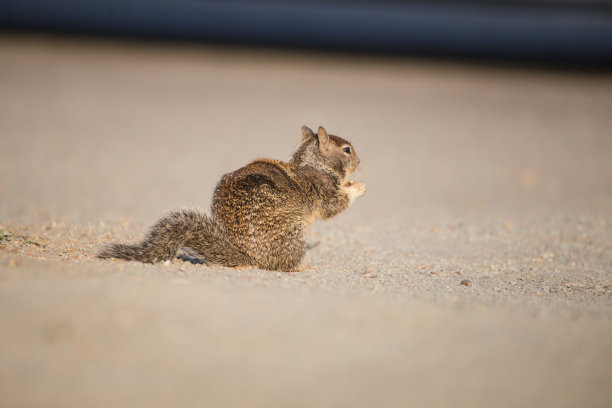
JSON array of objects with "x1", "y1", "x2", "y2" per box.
[{"x1": 98, "y1": 125, "x2": 366, "y2": 271}]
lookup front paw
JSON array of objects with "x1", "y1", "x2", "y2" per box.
[{"x1": 345, "y1": 181, "x2": 366, "y2": 201}]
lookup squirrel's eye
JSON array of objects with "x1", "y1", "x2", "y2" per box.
[{"x1": 343, "y1": 147, "x2": 351, "y2": 154}]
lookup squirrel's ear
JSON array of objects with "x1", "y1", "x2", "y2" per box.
[
  {"x1": 317, "y1": 126, "x2": 330, "y2": 147},
  {"x1": 301, "y1": 125, "x2": 315, "y2": 141}
]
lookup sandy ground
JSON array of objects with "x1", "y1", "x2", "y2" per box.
[{"x1": 1, "y1": 34, "x2": 612, "y2": 407}]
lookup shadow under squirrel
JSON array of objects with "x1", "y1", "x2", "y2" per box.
[{"x1": 98, "y1": 126, "x2": 366, "y2": 271}]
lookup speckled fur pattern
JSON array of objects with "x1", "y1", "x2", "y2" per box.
[
  {"x1": 98, "y1": 126, "x2": 365, "y2": 271},
  {"x1": 98, "y1": 209, "x2": 252, "y2": 266}
]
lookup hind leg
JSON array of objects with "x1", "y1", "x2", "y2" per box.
[
  {"x1": 259, "y1": 242, "x2": 306, "y2": 271},
  {"x1": 252, "y1": 233, "x2": 307, "y2": 272}
]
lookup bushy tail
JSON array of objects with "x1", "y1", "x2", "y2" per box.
[{"x1": 98, "y1": 209, "x2": 253, "y2": 266}]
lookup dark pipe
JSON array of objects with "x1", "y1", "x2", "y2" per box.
[{"x1": 2, "y1": 0, "x2": 612, "y2": 66}]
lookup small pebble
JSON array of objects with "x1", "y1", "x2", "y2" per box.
[
  {"x1": 460, "y1": 279, "x2": 472, "y2": 287},
  {"x1": 363, "y1": 272, "x2": 377, "y2": 279}
]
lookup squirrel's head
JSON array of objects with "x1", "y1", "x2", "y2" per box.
[{"x1": 293, "y1": 125, "x2": 360, "y2": 182}]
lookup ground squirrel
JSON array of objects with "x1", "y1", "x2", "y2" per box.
[{"x1": 98, "y1": 126, "x2": 366, "y2": 271}]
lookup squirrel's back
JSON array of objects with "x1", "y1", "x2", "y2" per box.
[{"x1": 213, "y1": 159, "x2": 308, "y2": 271}]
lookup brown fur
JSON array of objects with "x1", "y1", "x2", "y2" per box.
[{"x1": 98, "y1": 126, "x2": 366, "y2": 271}]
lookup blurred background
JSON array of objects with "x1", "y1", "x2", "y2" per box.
[
  {"x1": 1, "y1": 3, "x2": 612, "y2": 408},
  {"x1": 3, "y1": 0, "x2": 612, "y2": 65},
  {"x1": 1, "y1": 0, "x2": 612, "y2": 224}
]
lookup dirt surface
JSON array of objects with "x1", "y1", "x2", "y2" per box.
[{"x1": 1, "y1": 34, "x2": 612, "y2": 408}]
